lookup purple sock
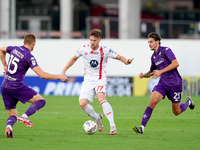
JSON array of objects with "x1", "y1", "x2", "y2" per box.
[
  {"x1": 25, "y1": 100, "x2": 46, "y2": 117},
  {"x1": 7, "y1": 116, "x2": 17, "y2": 128},
  {"x1": 180, "y1": 101, "x2": 189, "y2": 113},
  {"x1": 141, "y1": 106, "x2": 153, "y2": 127}
]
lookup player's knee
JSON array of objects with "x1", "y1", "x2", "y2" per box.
[
  {"x1": 148, "y1": 101, "x2": 157, "y2": 109},
  {"x1": 79, "y1": 98, "x2": 89, "y2": 108},
  {"x1": 79, "y1": 101, "x2": 86, "y2": 108},
  {"x1": 173, "y1": 110, "x2": 181, "y2": 116}
]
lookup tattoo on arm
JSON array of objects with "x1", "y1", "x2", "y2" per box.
[{"x1": 143, "y1": 71, "x2": 153, "y2": 78}]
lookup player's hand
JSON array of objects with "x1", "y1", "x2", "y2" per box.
[
  {"x1": 152, "y1": 70, "x2": 161, "y2": 79},
  {"x1": 59, "y1": 75, "x2": 68, "y2": 82},
  {"x1": 126, "y1": 58, "x2": 134, "y2": 65},
  {"x1": 139, "y1": 72, "x2": 144, "y2": 78}
]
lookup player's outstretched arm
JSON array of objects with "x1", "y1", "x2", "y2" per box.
[
  {"x1": 116, "y1": 55, "x2": 134, "y2": 65},
  {"x1": 32, "y1": 66, "x2": 68, "y2": 82},
  {"x1": 0, "y1": 47, "x2": 8, "y2": 74},
  {"x1": 61, "y1": 55, "x2": 78, "y2": 76}
]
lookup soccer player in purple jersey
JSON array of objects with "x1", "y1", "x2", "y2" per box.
[
  {"x1": 132, "y1": 32, "x2": 195, "y2": 134},
  {"x1": 0, "y1": 33, "x2": 68, "y2": 138}
]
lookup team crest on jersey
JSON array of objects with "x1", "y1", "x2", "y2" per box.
[{"x1": 90, "y1": 60, "x2": 98, "y2": 68}]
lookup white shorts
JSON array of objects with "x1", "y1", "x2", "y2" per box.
[{"x1": 79, "y1": 78, "x2": 107, "y2": 102}]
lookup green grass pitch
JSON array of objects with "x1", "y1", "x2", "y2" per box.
[{"x1": 0, "y1": 95, "x2": 199, "y2": 150}]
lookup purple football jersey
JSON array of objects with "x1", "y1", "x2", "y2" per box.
[
  {"x1": 1, "y1": 46, "x2": 38, "y2": 89},
  {"x1": 150, "y1": 46, "x2": 182, "y2": 86}
]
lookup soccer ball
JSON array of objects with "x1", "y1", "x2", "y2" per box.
[{"x1": 83, "y1": 120, "x2": 97, "y2": 134}]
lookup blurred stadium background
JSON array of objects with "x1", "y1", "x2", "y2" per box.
[
  {"x1": 0, "y1": 0, "x2": 200, "y2": 97},
  {"x1": 0, "y1": 0, "x2": 200, "y2": 39}
]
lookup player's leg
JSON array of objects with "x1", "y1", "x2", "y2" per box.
[
  {"x1": 168, "y1": 85, "x2": 194, "y2": 116},
  {"x1": 1, "y1": 87, "x2": 17, "y2": 138},
  {"x1": 97, "y1": 92, "x2": 117, "y2": 135},
  {"x1": 79, "y1": 81, "x2": 102, "y2": 131},
  {"x1": 142, "y1": 91, "x2": 163, "y2": 130},
  {"x1": 96, "y1": 78, "x2": 117, "y2": 134},
  {"x1": 132, "y1": 90, "x2": 163, "y2": 134},
  {"x1": 79, "y1": 98, "x2": 103, "y2": 132},
  {"x1": 18, "y1": 85, "x2": 46, "y2": 127},
  {"x1": 171, "y1": 102, "x2": 182, "y2": 115},
  {"x1": 171, "y1": 97, "x2": 195, "y2": 116},
  {"x1": 79, "y1": 98, "x2": 99, "y2": 121},
  {"x1": 5, "y1": 109, "x2": 18, "y2": 138},
  {"x1": 22, "y1": 93, "x2": 46, "y2": 117},
  {"x1": 79, "y1": 81, "x2": 99, "y2": 120}
]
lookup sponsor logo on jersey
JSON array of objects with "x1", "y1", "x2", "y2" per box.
[
  {"x1": 155, "y1": 58, "x2": 164, "y2": 65},
  {"x1": 91, "y1": 51, "x2": 99, "y2": 54},
  {"x1": 109, "y1": 49, "x2": 115, "y2": 53},
  {"x1": 90, "y1": 60, "x2": 98, "y2": 68}
]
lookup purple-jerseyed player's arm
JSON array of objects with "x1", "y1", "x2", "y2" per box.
[
  {"x1": 116, "y1": 54, "x2": 134, "y2": 65},
  {"x1": 61, "y1": 54, "x2": 79, "y2": 76},
  {"x1": 139, "y1": 71, "x2": 153, "y2": 79},
  {"x1": 32, "y1": 66, "x2": 68, "y2": 82},
  {"x1": 0, "y1": 47, "x2": 8, "y2": 74},
  {"x1": 152, "y1": 59, "x2": 179, "y2": 79}
]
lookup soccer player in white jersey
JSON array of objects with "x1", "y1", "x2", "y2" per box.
[{"x1": 61, "y1": 29, "x2": 133, "y2": 135}]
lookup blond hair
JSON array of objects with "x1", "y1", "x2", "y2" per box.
[
  {"x1": 24, "y1": 33, "x2": 36, "y2": 45},
  {"x1": 89, "y1": 29, "x2": 102, "y2": 38}
]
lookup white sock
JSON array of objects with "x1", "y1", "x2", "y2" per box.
[
  {"x1": 101, "y1": 100, "x2": 115, "y2": 127},
  {"x1": 188, "y1": 100, "x2": 191, "y2": 105},
  {"x1": 141, "y1": 125, "x2": 145, "y2": 132},
  {"x1": 82, "y1": 104, "x2": 99, "y2": 120},
  {"x1": 7, "y1": 125, "x2": 12, "y2": 130},
  {"x1": 21, "y1": 114, "x2": 28, "y2": 118}
]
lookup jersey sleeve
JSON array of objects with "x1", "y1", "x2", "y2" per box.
[
  {"x1": 6, "y1": 46, "x2": 14, "y2": 53},
  {"x1": 75, "y1": 46, "x2": 83, "y2": 57},
  {"x1": 164, "y1": 47, "x2": 176, "y2": 62},
  {"x1": 107, "y1": 48, "x2": 118, "y2": 59},
  {"x1": 27, "y1": 54, "x2": 39, "y2": 69}
]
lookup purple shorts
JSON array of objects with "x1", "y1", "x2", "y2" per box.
[
  {"x1": 1, "y1": 85, "x2": 37, "y2": 110},
  {"x1": 153, "y1": 82, "x2": 182, "y2": 103}
]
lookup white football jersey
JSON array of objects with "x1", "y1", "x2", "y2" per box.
[{"x1": 76, "y1": 44, "x2": 118, "y2": 81}]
